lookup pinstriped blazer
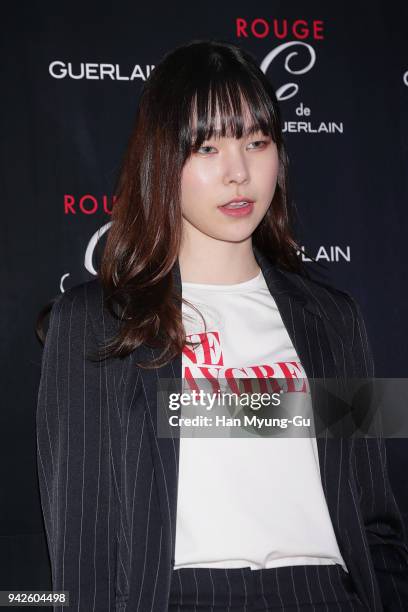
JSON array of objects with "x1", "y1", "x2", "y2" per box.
[{"x1": 36, "y1": 244, "x2": 408, "y2": 611}]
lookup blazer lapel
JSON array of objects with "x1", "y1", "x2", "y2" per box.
[{"x1": 142, "y1": 244, "x2": 350, "y2": 568}]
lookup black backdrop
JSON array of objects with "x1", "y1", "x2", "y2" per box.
[{"x1": 2, "y1": 1, "x2": 407, "y2": 597}]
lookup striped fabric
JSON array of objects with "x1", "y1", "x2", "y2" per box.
[
  {"x1": 36, "y1": 244, "x2": 408, "y2": 611},
  {"x1": 168, "y1": 563, "x2": 368, "y2": 610}
]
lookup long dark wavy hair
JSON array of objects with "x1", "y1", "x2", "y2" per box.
[{"x1": 37, "y1": 39, "x2": 313, "y2": 369}]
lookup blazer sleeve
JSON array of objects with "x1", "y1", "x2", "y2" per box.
[
  {"x1": 349, "y1": 295, "x2": 408, "y2": 610},
  {"x1": 36, "y1": 285, "x2": 119, "y2": 611}
]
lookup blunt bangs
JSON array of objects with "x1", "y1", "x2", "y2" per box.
[
  {"x1": 172, "y1": 45, "x2": 281, "y2": 159},
  {"x1": 186, "y1": 79, "x2": 278, "y2": 154}
]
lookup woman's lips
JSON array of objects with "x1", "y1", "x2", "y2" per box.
[{"x1": 218, "y1": 201, "x2": 254, "y2": 217}]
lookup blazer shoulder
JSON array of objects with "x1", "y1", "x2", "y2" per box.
[
  {"x1": 50, "y1": 277, "x2": 119, "y2": 342},
  {"x1": 55, "y1": 276, "x2": 103, "y2": 306},
  {"x1": 288, "y1": 267, "x2": 363, "y2": 336},
  {"x1": 305, "y1": 272, "x2": 358, "y2": 313},
  {"x1": 291, "y1": 269, "x2": 375, "y2": 374}
]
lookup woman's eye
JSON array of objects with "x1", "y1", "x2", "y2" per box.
[
  {"x1": 248, "y1": 140, "x2": 269, "y2": 149},
  {"x1": 196, "y1": 140, "x2": 270, "y2": 155},
  {"x1": 197, "y1": 145, "x2": 216, "y2": 154}
]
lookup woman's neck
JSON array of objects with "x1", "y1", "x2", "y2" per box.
[{"x1": 178, "y1": 235, "x2": 260, "y2": 285}]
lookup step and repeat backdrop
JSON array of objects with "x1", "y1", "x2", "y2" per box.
[{"x1": 2, "y1": 1, "x2": 407, "y2": 595}]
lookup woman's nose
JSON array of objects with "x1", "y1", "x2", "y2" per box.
[{"x1": 223, "y1": 153, "x2": 250, "y2": 184}]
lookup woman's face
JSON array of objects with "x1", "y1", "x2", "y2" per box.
[{"x1": 180, "y1": 109, "x2": 279, "y2": 244}]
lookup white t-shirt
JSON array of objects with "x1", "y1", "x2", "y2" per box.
[{"x1": 174, "y1": 268, "x2": 348, "y2": 572}]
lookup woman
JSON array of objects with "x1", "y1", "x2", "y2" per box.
[{"x1": 36, "y1": 39, "x2": 408, "y2": 611}]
